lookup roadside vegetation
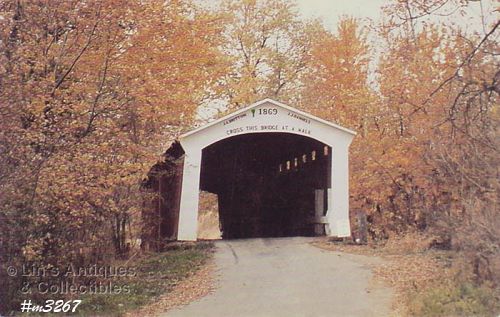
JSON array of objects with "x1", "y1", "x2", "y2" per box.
[
  {"x1": 314, "y1": 233, "x2": 499, "y2": 316},
  {"x1": 79, "y1": 242, "x2": 214, "y2": 316},
  {"x1": 7, "y1": 242, "x2": 213, "y2": 317}
]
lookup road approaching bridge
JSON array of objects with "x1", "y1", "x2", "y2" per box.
[{"x1": 163, "y1": 237, "x2": 393, "y2": 317}]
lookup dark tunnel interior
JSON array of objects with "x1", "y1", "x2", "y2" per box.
[{"x1": 200, "y1": 132, "x2": 331, "y2": 239}]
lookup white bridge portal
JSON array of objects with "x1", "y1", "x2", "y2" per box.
[{"x1": 174, "y1": 99, "x2": 356, "y2": 241}]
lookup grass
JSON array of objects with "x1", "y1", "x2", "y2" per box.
[
  {"x1": 76, "y1": 242, "x2": 214, "y2": 316},
  {"x1": 407, "y1": 281, "x2": 500, "y2": 317}
]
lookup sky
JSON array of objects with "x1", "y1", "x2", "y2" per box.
[
  {"x1": 293, "y1": 0, "x2": 497, "y2": 34},
  {"x1": 195, "y1": 0, "x2": 498, "y2": 36},
  {"x1": 295, "y1": 0, "x2": 385, "y2": 31}
]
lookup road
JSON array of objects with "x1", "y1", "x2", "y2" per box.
[{"x1": 163, "y1": 237, "x2": 393, "y2": 317}]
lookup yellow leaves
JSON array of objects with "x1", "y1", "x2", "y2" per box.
[
  {"x1": 118, "y1": 1, "x2": 226, "y2": 129},
  {"x1": 22, "y1": 238, "x2": 45, "y2": 262},
  {"x1": 219, "y1": 0, "x2": 310, "y2": 107}
]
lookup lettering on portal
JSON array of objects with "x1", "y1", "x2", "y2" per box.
[{"x1": 223, "y1": 106, "x2": 312, "y2": 136}]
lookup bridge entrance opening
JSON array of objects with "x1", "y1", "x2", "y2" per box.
[{"x1": 199, "y1": 133, "x2": 331, "y2": 239}]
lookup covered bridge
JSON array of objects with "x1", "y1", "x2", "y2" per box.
[{"x1": 144, "y1": 99, "x2": 356, "y2": 242}]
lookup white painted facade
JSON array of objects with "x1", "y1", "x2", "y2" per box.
[{"x1": 177, "y1": 99, "x2": 356, "y2": 241}]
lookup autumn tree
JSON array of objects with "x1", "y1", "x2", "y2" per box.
[
  {"x1": 301, "y1": 17, "x2": 372, "y2": 129},
  {"x1": 369, "y1": 25, "x2": 456, "y2": 235},
  {"x1": 0, "y1": 0, "x2": 225, "y2": 312},
  {"x1": 378, "y1": 0, "x2": 499, "y2": 282},
  {"x1": 217, "y1": 0, "x2": 315, "y2": 108},
  {"x1": 0, "y1": 1, "x2": 133, "y2": 310}
]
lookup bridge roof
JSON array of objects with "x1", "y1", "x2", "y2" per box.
[{"x1": 180, "y1": 98, "x2": 356, "y2": 141}]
